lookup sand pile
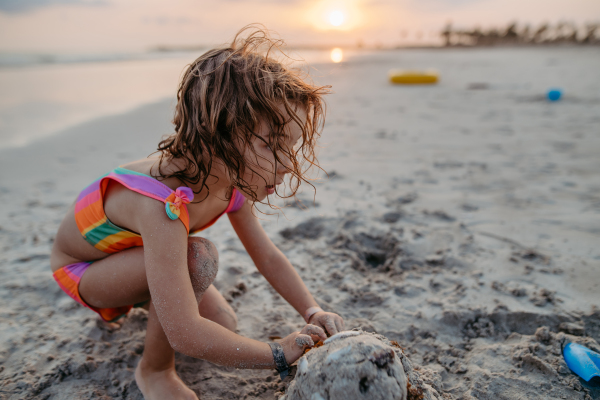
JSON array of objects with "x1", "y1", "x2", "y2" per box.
[{"x1": 281, "y1": 330, "x2": 440, "y2": 400}]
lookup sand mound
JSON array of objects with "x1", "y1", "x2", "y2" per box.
[{"x1": 281, "y1": 330, "x2": 440, "y2": 400}]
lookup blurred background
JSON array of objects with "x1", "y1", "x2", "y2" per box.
[{"x1": 0, "y1": 0, "x2": 598, "y2": 149}]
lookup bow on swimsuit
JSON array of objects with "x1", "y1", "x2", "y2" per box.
[{"x1": 53, "y1": 167, "x2": 246, "y2": 321}]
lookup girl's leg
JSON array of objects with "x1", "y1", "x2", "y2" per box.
[
  {"x1": 135, "y1": 301, "x2": 198, "y2": 400},
  {"x1": 77, "y1": 246, "x2": 150, "y2": 309},
  {"x1": 77, "y1": 237, "x2": 225, "y2": 400},
  {"x1": 198, "y1": 285, "x2": 238, "y2": 332}
]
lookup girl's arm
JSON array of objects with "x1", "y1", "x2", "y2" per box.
[
  {"x1": 228, "y1": 202, "x2": 345, "y2": 334},
  {"x1": 135, "y1": 196, "x2": 320, "y2": 367}
]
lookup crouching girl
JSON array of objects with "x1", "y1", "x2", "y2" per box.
[{"x1": 50, "y1": 26, "x2": 344, "y2": 399}]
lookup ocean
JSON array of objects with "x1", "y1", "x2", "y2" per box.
[{"x1": 0, "y1": 48, "x2": 340, "y2": 149}]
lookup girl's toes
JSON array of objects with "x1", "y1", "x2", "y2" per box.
[{"x1": 96, "y1": 316, "x2": 125, "y2": 331}]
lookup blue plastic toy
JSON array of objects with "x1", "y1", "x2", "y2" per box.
[
  {"x1": 563, "y1": 342, "x2": 600, "y2": 381},
  {"x1": 547, "y1": 89, "x2": 562, "y2": 102}
]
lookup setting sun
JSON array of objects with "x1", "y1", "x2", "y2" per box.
[
  {"x1": 328, "y1": 10, "x2": 345, "y2": 27},
  {"x1": 307, "y1": 0, "x2": 363, "y2": 32}
]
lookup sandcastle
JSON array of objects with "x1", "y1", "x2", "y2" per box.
[{"x1": 280, "y1": 330, "x2": 440, "y2": 400}]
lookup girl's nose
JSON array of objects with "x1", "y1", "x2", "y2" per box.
[{"x1": 278, "y1": 151, "x2": 293, "y2": 173}]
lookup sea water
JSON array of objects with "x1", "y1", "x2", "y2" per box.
[{"x1": 0, "y1": 48, "x2": 339, "y2": 149}]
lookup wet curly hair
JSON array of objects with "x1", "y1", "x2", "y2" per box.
[{"x1": 154, "y1": 24, "x2": 330, "y2": 205}]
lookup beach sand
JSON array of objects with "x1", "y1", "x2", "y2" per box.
[{"x1": 0, "y1": 46, "x2": 599, "y2": 399}]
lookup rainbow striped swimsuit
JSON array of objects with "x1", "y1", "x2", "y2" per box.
[
  {"x1": 54, "y1": 167, "x2": 245, "y2": 322},
  {"x1": 74, "y1": 167, "x2": 245, "y2": 253}
]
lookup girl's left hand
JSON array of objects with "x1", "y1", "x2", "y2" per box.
[{"x1": 308, "y1": 312, "x2": 345, "y2": 336}]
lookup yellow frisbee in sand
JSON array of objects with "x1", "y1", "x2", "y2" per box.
[{"x1": 389, "y1": 70, "x2": 438, "y2": 85}]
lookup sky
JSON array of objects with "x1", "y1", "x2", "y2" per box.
[{"x1": 0, "y1": 0, "x2": 598, "y2": 52}]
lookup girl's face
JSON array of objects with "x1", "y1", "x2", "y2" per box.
[{"x1": 240, "y1": 105, "x2": 307, "y2": 201}]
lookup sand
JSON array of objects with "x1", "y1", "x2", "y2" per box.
[{"x1": 0, "y1": 46, "x2": 599, "y2": 399}]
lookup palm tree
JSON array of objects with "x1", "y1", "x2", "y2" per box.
[
  {"x1": 581, "y1": 23, "x2": 599, "y2": 44},
  {"x1": 532, "y1": 23, "x2": 549, "y2": 43},
  {"x1": 438, "y1": 20, "x2": 599, "y2": 47},
  {"x1": 502, "y1": 22, "x2": 519, "y2": 44},
  {"x1": 520, "y1": 24, "x2": 532, "y2": 44},
  {"x1": 441, "y1": 23, "x2": 452, "y2": 46}
]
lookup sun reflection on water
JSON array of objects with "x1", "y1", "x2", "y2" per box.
[{"x1": 330, "y1": 48, "x2": 343, "y2": 63}]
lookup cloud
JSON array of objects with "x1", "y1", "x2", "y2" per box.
[{"x1": 0, "y1": 0, "x2": 108, "y2": 14}]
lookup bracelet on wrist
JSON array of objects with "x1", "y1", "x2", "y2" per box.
[
  {"x1": 268, "y1": 341, "x2": 290, "y2": 379},
  {"x1": 303, "y1": 306, "x2": 324, "y2": 323}
]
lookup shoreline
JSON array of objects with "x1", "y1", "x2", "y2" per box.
[{"x1": 0, "y1": 96, "x2": 175, "y2": 153}]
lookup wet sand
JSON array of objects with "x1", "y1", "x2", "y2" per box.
[{"x1": 0, "y1": 46, "x2": 599, "y2": 399}]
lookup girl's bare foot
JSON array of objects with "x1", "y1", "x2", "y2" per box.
[
  {"x1": 135, "y1": 358, "x2": 198, "y2": 400},
  {"x1": 96, "y1": 316, "x2": 124, "y2": 331}
]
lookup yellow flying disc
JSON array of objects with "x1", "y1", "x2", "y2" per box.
[{"x1": 389, "y1": 70, "x2": 438, "y2": 85}]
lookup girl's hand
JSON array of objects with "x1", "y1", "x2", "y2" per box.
[
  {"x1": 280, "y1": 324, "x2": 327, "y2": 364},
  {"x1": 308, "y1": 312, "x2": 345, "y2": 336}
]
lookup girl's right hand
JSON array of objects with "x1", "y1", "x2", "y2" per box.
[{"x1": 279, "y1": 324, "x2": 327, "y2": 364}]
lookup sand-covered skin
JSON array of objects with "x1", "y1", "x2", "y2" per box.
[{"x1": 0, "y1": 47, "x2": 599, "y2": 399}]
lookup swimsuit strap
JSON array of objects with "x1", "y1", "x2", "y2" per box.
[
  {"x1": 78, "y1": 167, "x2": 193, "y2": 233},
  {"x1": 226, "y1": 188, "x2": 246, "y2": 213}
]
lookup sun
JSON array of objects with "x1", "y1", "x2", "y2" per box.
[
  {"x1": 328, "y1": 10, "x2": 345, "y2": 27},
  {"x1": 307, "y1": 0, "x2": 362, "y2": 32}
]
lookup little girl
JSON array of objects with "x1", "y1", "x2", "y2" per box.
[{"x1": 50, "y1": 26, "x2": 344, "y2": 399}]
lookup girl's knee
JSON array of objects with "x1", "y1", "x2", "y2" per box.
[
  {"x1": 188, "y1": 237, "x2": 218, "y2": 261},
  {"x1": 187, "y1": 237, "x2": 219, "y2": 298}
]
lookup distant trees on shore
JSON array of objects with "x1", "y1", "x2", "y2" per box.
[{"x1": 441, "y1": 21, "x2": 599, "y2": 46}]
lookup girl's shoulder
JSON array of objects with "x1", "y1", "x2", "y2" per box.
[
  {"x1": 99, "y1": 158, "x2": 195, "y2": 235},
  {"x1": 118, "y1": 157, "x2": 184, "y2": 191},
  {"x1": 112, "y1": 157, "x2": 244, "y2": 234}
]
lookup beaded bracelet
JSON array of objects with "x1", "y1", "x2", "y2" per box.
[{"x1": 269, "y1": 342, "x2": 290, "y2": 379}]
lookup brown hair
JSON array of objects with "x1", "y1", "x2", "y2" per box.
[{"x1": 155, "y1": 24, "x2": 330, "y2": 205}]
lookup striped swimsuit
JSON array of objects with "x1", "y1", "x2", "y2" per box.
[{"x1": 53, "y1": 167, "x2": 246, "y2": 321}]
